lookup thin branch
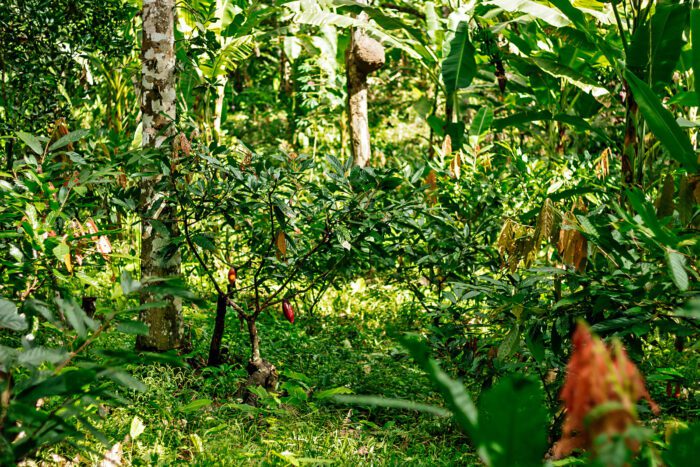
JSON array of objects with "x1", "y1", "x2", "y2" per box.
[
  {"x1": 172, "y1": 177, "x2": 225, "y2": 297},
  {"x1": 54, "y1": 317, "x2": 112, "y2": 374},
  {"x1": 253, "y1": 179, "x2": 280, "y2": 312}
]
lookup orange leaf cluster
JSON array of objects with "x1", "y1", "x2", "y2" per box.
[
  {"x1": 558, "y1": 213, "x2": 587, "y2": 272},
  {"x1": 553, "y1": 323, "x2": 659, "y2": 459},
  {"x1": 425, "y1": 170, "x2": 437, "y2": 205}
]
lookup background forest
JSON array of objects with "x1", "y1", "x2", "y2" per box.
[{"x1": 0, "y1": 0, "x2": 699, "y2": 465}]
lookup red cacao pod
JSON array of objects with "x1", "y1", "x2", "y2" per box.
[
  {"x1": 282, "y1": 299, "x2": 294, "y2": 324},
  {"x1": 227, "y1": 267, "x2": 237, "y2": 285}
]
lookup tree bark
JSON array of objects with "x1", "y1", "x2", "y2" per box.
[
  {"x1": 136, "y1": 0, "x2": 183, "y2": 351},
  {"x1": 243, "y1": 317, "x2": 278, "y2": 403},
  {"x1": 345, "y1": 3, "x2": 385, "y2": 167},
  {"x1": 207, "y1": 293, "x2": 228, "y2": 366},
  {"x1": 212, "y1": 76, "x2": 227, "y2": 142}
]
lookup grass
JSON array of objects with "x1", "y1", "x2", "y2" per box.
[{"x1": 38, "y1": 281, "x2": 478, "y2": 465}]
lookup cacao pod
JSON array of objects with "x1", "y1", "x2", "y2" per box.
[
  {"x1": 227, "y1": 267, "x2": 237, "y2": 285},
  {"x1": 282, "y1": 299, "x2": 294, "y2": 324}
]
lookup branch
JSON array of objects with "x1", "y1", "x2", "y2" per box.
[
  {"x1": 257, "y1": 227, "x2": 332, "y2": 316},
  {"x1": 54, "y1": 316, "x2": 113, "y2": 374},
  {"x1": 172, "y1": 177, "x2": 226, "y2": 297}
]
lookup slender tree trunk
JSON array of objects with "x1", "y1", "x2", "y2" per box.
[
  {"x1": 207, "y1": 293, "x2": 228, "y2": 366},
  {"x1": 345, "y1": 2, "x2": 385, "y2": 167},
  {"x1": 243, "y1": 317, "x2": 278, "y2": 403},
  {"x1": 212, "y1": 76, "x2": 227, "y2": 142},
  {"x1": 347, "y1": 50, "x2": 370, "y2": 166},
  {"x1": 247, "y1": 318, "x2": 261, "y2": 363},
  {"x1": 136, "y1": 0, "x2": 183, "y2": 351}
]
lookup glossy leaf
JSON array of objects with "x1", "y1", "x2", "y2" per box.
[
  {"x1": 478, "y1": 375, "x2": 548, "y2": 467},
  {"x1": 442, "y1": 21, "x2": 476, "y2": 96},
  {"x1": 0, "y1": 298, "x2": 27, "y2": 331},
  {"x1": 400, "y1": 335, "x2": 478, "y2": 437},
  {"x1": 666, "y1": 249, "x2": 689, "y2": 292},
  {"x1": 624, "y1": 69, "x2": 698, "y2": 172},
  {"x1": 16, "y1": 131, "x2": 43, "y2": 156}
]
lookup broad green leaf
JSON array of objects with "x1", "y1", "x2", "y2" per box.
[
  {"x1": 56, "y1": 297, "x2": 98, "y2": 338},
  {"x1": 192, "y1": 233, "x2": 216, "y2": 251},
  {"x1": 16, "y1": 131, "x2": 43, "y2": 155},
  {"x1": 218, "y1": 0, "x2": 243, "y2": 31},
  {"x1": 664, "y1": 423, "x2": 700, "y2": 467},
  {"x1": 666, "y1": 249, "x2": 689, "y2": 292},
  {"x1": 314, "y1": 386, "x2": 353, "y2": 400},
  {"x1": 0, "y1": 298, "x2": 27, "y2": 331},
  {"x1": 116, "y1": 320, "x2": 149, "y2": 336},
  {"x1": 672, "y1": 298, "x2": 700, "y2": 320},
  {"x1": 628, "y1": 3, "x2": 689, "y2": 89},
  {"x1": 291, "y1": 2, "x2": 424, "y2": 62},
  {"x1": 400, "y1": 335, "x2": 478, "y2": 437},
  {"x1": 0, "y1": 345, "x2": 18, "y2": 368},
  {"x1": 492, "y1": 111, "x2": 602, "y2": 140},
  {"x1": 477, "y1": 375, "x2": 548, "y2": 467},
  {"x1": 442, "y1": 21, "x2": 476, "y2": 95},
  {"x1": 531, "y1": 56, "x2": 608, "y2": 97},
  {"x1": 469, "y1": 106, "x2": 494, "y2": 136},
  {"x1": 104, "y1": 370, "x2": 146, "y2": 391},
  {"x1": 624, "y1": 69, "x2": 698, "y2": 172},
  {"x1": 332, "y1": 395, "x2": 450, "y2": 417},
  {"x1": 18, "y1": 347, "x2": 68, "y2": 367},
  {"x1": 52, "y1": 242, "x2": 70, "y2": 262},
  {"x1": 549, "y1": 0, "x2": 619, "y2": 66},
  {"x1": 486, "y1": 0, "x2": 570, "y2": 27},
  {"x1": 24, "y1": 370, "x2": 98, "y2": 400},
  {"x1": 180, "y1": 398, "x2": 212, "y2": 413},
  {"x1": 49, "y1": 129, "x2": 89, "y2": 151},
  {"x1": 497, "y1": 324, "x2": 520, "y2": 360}
]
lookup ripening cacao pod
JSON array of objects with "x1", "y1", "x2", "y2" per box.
[
  {"x1": 282, "y1": 299, "x2": 294, "y2": 324},
  {"x1": 227, "y1": 267, "x2": 237, "y2": 285}
]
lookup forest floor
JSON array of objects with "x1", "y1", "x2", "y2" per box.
[{"x1": 40, "y1": 281, "x2": 477, "y2": 466}]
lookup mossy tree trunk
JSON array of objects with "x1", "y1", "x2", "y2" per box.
[{"x1": 136, "y1": 0, "x2": 183, "y2": 351}]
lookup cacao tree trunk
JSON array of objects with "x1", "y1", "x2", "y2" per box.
[
  {"x1": 207, "y1": 293, "x2": 228, "y2": 366},
  {"x1": 345, "y1": 2, "x2": 385, "y2": 167},
  {"x1": 136, "y1": 0, "x2": 183, "y2": 351},
  {"x1": 243, "y1": 317, "x2": 278, "y2": 402}
]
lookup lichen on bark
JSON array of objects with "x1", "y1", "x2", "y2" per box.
[{"x1": 136, "y1": 0, "x2": 183, "y2": 351}]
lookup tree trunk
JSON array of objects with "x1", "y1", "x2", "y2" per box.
[
  {"x1": 212, "y1": 76, "x2": 227, "y2": 142},
  {"x1": 243, "y1": 317, "x2": 278, "y2": 403},
  {"x1": 136, "y1": 0, "x2": 183, "y2": 351},
  {"x1": 345, "y1": 4, "x2": 385, "y2": 167},
  {"x1": 207, "y1": 293, "x2": 228, "y2": 366}
]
